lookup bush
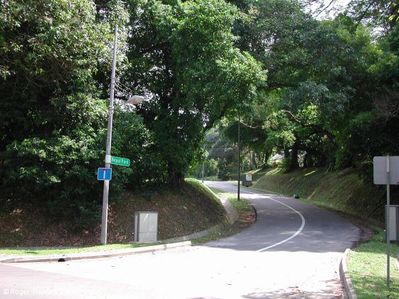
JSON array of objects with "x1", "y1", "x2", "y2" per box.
[{"x1": 0, "y1": 108, "x2": 160, "y2": 228}]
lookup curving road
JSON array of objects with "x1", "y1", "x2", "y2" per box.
[
  {"x1": 0, "y1": 181, "x2": 360, "y2": 299},
  {"x1": 205, "y1": 181, "x2": 359, "y2": 253}
]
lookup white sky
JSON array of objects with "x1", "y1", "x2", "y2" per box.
[{"x1": 306, "y1": 0, "x2": 352, "y2": 19}]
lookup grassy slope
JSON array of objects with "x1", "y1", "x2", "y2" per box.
[
  {"x1": 253, "y1": 167, "x2": 385, "y2": 222},
  {"x1": 190, "y1": 185, "x2": 255, "y2": 245},
  {"x1": 0, "y1": 181, "x2": 226, "y2": 248}
]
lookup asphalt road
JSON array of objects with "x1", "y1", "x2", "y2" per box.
[
  {"x1": 0, "y1": 181, "x2": 360, "y2": 299},
  {"x1": 205, "y1": 181, "x2": 359, "y2": 253}
]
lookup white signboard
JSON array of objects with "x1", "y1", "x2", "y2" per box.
[
  {"x1": 373, "y1": 156, "x2": 399, "y2": 185},
  {"x1": 246, "y1": 174, "x2": 252, "y2": 182}
]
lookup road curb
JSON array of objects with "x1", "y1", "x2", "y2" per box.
[
  {"x1": 162, "y1": 224, "x2": 224, "y2": 243},
  {"x1": 339, "y1": 248, "x2": 357, "y2": 299},
  {"x1": 0, "y1": 241, "x2": 191, "y2": 263}
]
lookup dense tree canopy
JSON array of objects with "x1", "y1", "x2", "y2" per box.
[
  {"x1": 124, "y1": 0, "x2": 265, "y2": 183},
  {"x1": 189, "y1": 0, "x2": 398, "y2": 180}
]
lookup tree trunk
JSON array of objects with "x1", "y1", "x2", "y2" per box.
[{"x1": 289, "y1": 144, "x2": 299, "y2": 170}]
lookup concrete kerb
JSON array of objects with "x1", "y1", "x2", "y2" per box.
[
  {"x1": 0, "y1": 241, "x2": 192, "y2": 264},
  {"x1": 339, "y1": 248, "x2": 357, "y2": 299}
]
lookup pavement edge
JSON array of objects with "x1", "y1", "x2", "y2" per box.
[
  {"x1": 339, "y1": 248, "x2": 357, "y2": 299},
  {"x1": 0, "y1": 241, "x2": 191, "y2": 264}
]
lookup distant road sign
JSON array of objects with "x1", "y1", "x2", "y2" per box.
[
  {"x1": 97, "y1": 168, "x2": 112, "y2": 181},
  {"x1": 111, "y1": 156, "x2": 131, "y2": 167},
  {"x1": 373, "y1": 156, "x2": 399, "y2": 185}
]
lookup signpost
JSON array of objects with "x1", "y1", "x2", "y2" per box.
[
  {"x1": 99, "y1": 25, "x2": 144, "y2": 245},
  {"x1": 373, "y1": 155, "x2": 399, "y2": 288},
  {"x1": 101, "y1": 26, "x2": 118, "y2": 245}
]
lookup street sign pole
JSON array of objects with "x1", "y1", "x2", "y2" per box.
[
  {"x1": 386, "y1": 155, "x2": 391, "y2": 288},
  {"x1": 101, "y1": 25, "x2": 118, "y2": 245},
  {"x1": 237, "y1": 115, "x2": 241, "y2": 201},
  {"x1": 373, "y1": 155, "x2": 399, "y2": 288},
  {"x1": 202, "y1": 161, "x2": 205, "y2": 183}
]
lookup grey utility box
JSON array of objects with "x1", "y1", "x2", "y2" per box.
[
  {"x1": 386, "y1": 205, "x2": 399, "y2": 242},
  {"x1": 243, "y1": 173, "x2": 253, "y2": 187},
  {"x1": 134, "y1": 211, "x2": 158, "y2": 243}
]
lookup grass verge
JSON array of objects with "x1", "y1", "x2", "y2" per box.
[
  {"x1": 210, "y1": 188, "x2": 252, "y2": 214},
  {"x1": 348, "y1": 229, "x2": 399, "y2": 298},
  {"x1": 185, "y1": 178, "x2": 222, "y2": 205},
  {"x1": 0, "y1": 243, "x2": 145, "y2": 256}
]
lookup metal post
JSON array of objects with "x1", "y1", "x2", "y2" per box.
[
  {"x1": 237, "y1": 117, "x2": 241, "y2": 201},
  {"x1": 386, "y1": 155, "x2": 391, "y2": 288},
  {"x1": 201, "y1": 161, "x2": 205, "y2": 183},
  {"x1": 101, "y1": 26, "x2": 118, "y2": 245}
]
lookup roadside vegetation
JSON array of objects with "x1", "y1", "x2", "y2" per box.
[
  {"x1": 253, "y1": 167, "x2": 385, "y2": 221},
  {"x1": 348, "y1": 229, "x2": 399, "y2": 299},
  {"x1": 192, "y1": 186, "x2": 255, "y2": 244},
  {"x1": 0, "y1": 181, "x2": 225, "y2": 248},
  {"x1": 0, "y1": 180, "x2": 229, "y2": 254},
  {"x1": 209, "y1": 188, "x2": 253, "y2": 216}
]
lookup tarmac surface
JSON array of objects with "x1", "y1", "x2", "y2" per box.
[{"x1": 0, "y1": 181, "x2": 360, "y2": 299}]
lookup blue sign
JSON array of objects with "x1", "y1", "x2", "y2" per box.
[{"x1": 97, "y1": 167, "x2": 112, "y2": 181}]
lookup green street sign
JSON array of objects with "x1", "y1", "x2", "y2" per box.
[{"x1": 111, "y1": 156, "x2": 131, "y2": 167}]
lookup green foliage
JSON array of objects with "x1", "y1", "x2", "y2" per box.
[
  {"x1": 217, "y1": 159, "x2": 231, "y2": 181},
  {"x1": 347, "y1": 0, "x2": 399, "y2": 30},
  {"x1": 0, "y1": 0, "x2": 266, "y2": 230},
  {"x1": 1, "y1": 130, "x2": 104, "y2": 227},
  {"x1": 228, "y1": 1, "x2": 399, "y2": 172},
  {"x1": 126, "y1": 0, "x2": 265, "y2": 183},
  {"x1": 253, "y1": 167, "x2": 385, "y2": 221},
  {"x1": 112, "y1": 107, "x2": 165, "y2": 188},
  {"x1": 188, "y1": 158, "x2": 218, "y2": 179},
  {"x1": 0, "y1": 0, "x2": 113, "y2": 226}
]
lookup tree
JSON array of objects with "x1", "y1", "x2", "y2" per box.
[
  {"x1": 0, "y1": 0, "x2": 118, "y2": 225},
  {"x1": 346, "y1": 0, "x2": 398, "y2": 31},
  {"x1": 225, "y1": 0, "x2": 397, "y2": 171},
  {"x1": 124, "y1": 0, "x2": 265, "y2": 184}
]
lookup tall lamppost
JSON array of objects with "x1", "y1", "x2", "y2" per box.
[
  {"x1": 237, "y1": 115, "x2": 241, "y2": 201},
  {"x1": 100, "y1": 26, "x2": 144, "y2": 245}
]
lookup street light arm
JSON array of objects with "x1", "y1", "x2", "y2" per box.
[{"x1": 127, "y1": 95, "x2": 145, "y2": 105}]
